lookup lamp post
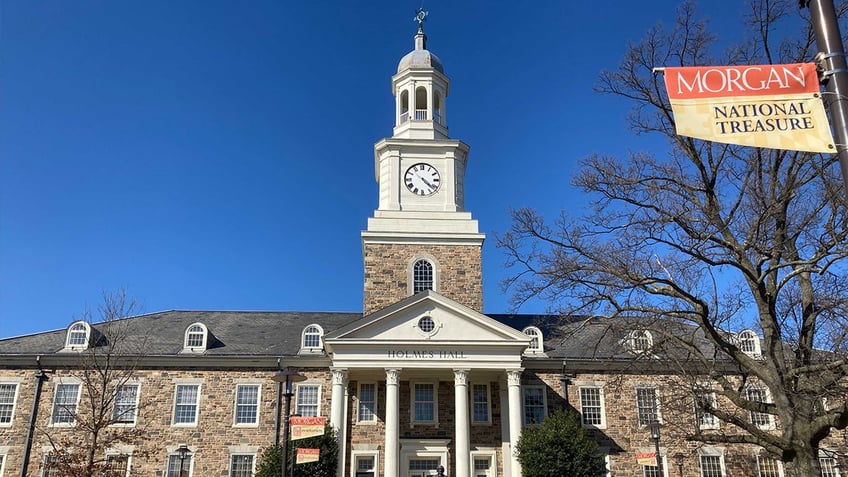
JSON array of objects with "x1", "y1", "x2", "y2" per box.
[
  {"x1": 674, "y1": 453, "x2": 684, "y2": 477},
  {"x1": 176, "y1": 444, "x2": 189, "y2": 477},
  {"x1": 272, "y1": 368, "x2": 307, "y2": 477},
  {"x1": 649, "y1": 421, "x2": 664, "y2": 477}
]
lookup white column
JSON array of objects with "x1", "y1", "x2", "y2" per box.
[
  {"x1": 454, "y1": 369, "x2": 470, "y2": 477},
  {"x1": 385, "y1": 368, "x2": 401, "y2": 477},
  {"x1": 507, "y1": 369, "x2": 524, "y2": 477},
  {"x1": 330, "y1": 368, "x2": 348, "y2": 477}
]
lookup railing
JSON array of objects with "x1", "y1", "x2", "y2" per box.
[
  {"x1": 400, "y1": 111, "x2": 409, "y2": 124},
  {"x1": 414, "y1": 109, "x2": 427, "y2": 120},
  {"x1": 433, "y1": 111, "x2": 442, "y2": 125}
]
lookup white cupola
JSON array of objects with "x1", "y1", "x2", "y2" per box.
[{"x1": 392, "y1": 15, "x2": 450, "y2": 140}]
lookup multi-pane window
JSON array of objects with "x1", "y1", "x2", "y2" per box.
[
  {"x1": 0, "y1": 383, "x2": 18, "y2": 424},
  {"x1": 631, "y1": 330, "x2": 652, "y2": 352},
  {"x1": 580, "y1": 387, "x2": 605, "y2": 427},
  {"x1": 42, "y1": 454, "x2": 60, "y2": 477},
  {"x1": 230, "y1": 454, "x2": 254, "y2": 477},
  {"x1": 52, "y1": 383, "x2": 81, "y2": 425},
  {"x1": 166, "y1": 454, "x2": 193, "y2": 477},
  {"x1": 472, "y1": 384, "x2": 490, "y2": 423},
  {"x1": 636, "y1": 387, "x2": 660, "y2": 426},
  {"x1": 296, "y1": 384, "x2": 320, "y2": 417},
  {"x1": 112, "y1": 384, "x2": 139, "y2": 424},
  {"x1": 413, "y1": 259, "x2": 433, "y2": 293},
  {"x1": 66, "y1": 322, "x2": 88, "y2": 348},
  {"x1": 185, "y1": 325, "x2": 205, "y2": 348},
  {"x1": 699, "y1": 454, "x2": 724, "y2": 477},
  {"x1": 358, "y1": 383, "x2": 376, "y2": 422},
  {"x1": 523, "y1": 385, "x2": 546, "y2": 425},
  {"x1": 642, "y1": 463, "x2": 661, "y2": 477},
  {"x1": 474, "y1": 457, "x2": 493, "y2": 477},
  {"x1": 173, "y1": 384, "x2": 200, "y2": 425},
  {"x1": 408, "y1": 458, "x2": 440, "y2": 477},
  {"x1": 522, "y1": 327, "x2": 543, "y2": 353},
  {"x1": 234, "y1": 384, "x2": 260, "y2": 425},
  {"x1": 757, "y1": 455, "x2": 782, "y2": 477},
  {"x1": 695, "y1": 391, "x2": 718, "y2": 429},
  {"x1": 413, "y1": 383, "x2": 435, "y2": 423},
  {"x1": 821, "y1": 456, "x2": 840, "y2": 477},
  {"x1": 105, "y1": 454, "x2": 129, "y2": 476},
  {"x1": 746, "y1": 387, "x2": 772, "y2": 428},
  {"x1": 302, "y1": 325, "x2": 322, "y2": 349},
  {"x1": 355, "y1": 456, "x2": 376, "y2": 477},
  {"x1": 739, "y1": 330, "x2": 760, "y2": 356}
]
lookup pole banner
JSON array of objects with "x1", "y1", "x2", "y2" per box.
[
  {"x1": 663, "y1": 63, "x2": 835, "y2": 153},
  {"x1": 290, "y1": 416, "x2": 326, "y2": 440},
  {"x1": 296, "y1": 448, "x2": 320, "y2": 464},
  {"x1": 636, "y1": 451, "x2": 657, "y2": 466}
]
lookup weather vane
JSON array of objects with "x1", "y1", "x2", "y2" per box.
[{"x1": 414, "y1": 7, "x2": 428, "y2": 29}]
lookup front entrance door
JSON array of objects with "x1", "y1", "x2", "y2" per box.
[{"x1": 407, "y1": 458, "x2": 441, "y2": 477}]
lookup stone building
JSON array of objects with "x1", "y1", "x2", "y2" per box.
[{"x1": 0, "y1": 15, "x2": 844, "y2": 477}]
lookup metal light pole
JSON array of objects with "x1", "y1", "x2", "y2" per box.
[
  {"x1": 176, "y1": 444, "x2": 189, "y2": 477},
  {"x1": 272, "y1": 368, "x2": 306, "y2": 477},
  {"x1": 649, "y1": 421, "x2": 664, "y2": 477}
]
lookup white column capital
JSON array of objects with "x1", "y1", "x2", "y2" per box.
[
  {"x1": 453, "y1": 369, "x2": 470, "y2": 386},
  {"x1": 385, "y1": 368, "x2": 402, "y2": 386},
  {"x1": 507, "y1": 368, "x2": 524, "y2": 387},
  {"x1": 331, "y1": 368, "x2": 348, "y2": 386}
]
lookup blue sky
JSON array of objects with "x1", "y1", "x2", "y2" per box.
[{"x1": 0, "y1": 1, "x2": 801, "y2": 338}]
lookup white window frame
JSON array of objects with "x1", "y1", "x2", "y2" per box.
[
  {"x1": 579, "y1": 386, "x2": 607, "y2": 428},
  {"x1": 522, "y1": 384, "x2": 547, "y2": 426},
  {"x1": 183, "y1": 323, "x2": 208, "y2": 352},
  {"x1": 295, "y1": 383, "x2": 322, "y2": 417},
  {"x1": 0, "y1": 447, "x2": 8, "y2": 477},
  {"x1": 50, "y1": 378, "x2": 82, "y2": 426},
  {"x1": 641, "y1": 455, "x2": 668, "y2": 477},
  {"x1": 694, "y1": 389, "x2": 719, "y2": 430},
  {"x1": 629, "y1": 330, "x2": 653, "y2": 353},
  {"x1": 64, "y1": 321, "x2": 90, "y2": 350},
  {"x1": 233, "y1": 383, "x2": 261, "y2": 426},
  {"x1": 819, "y1": 449, "x2": 842, "y2": 477},
  {"x1": 300, "y1": 324, "x2": 324, "y2": 351},
  {"x1": 112, "y1": 383, "x2": 140, "y2": 426},
  {"x1": 410, "y1": 381, "x2": 439, "y2": 426},
  {"x1": 351, "y1": 450, "x2": 380, "y2": 477},
  {"x1": 738, "y1": 330, "x2": 762, "y2": 357},
  {"x1": 471, "y1": 383, "x2": 491, "y2": 424},
  {"x1": 41, "y1": 452, "x2": 60, "y2": 477},
  {"x1": 698, "y1": 449, "x2": 726, "y2": 477},
  {"x1": 172, "y1": 382, "x2": 202, "y2": 426},
  {"x1": 522, "y1": 326, "x2": 544, "y2": 354},
  {"x1": 636, "y1": 386, "x2": 661, "y2": 427},
  {"x1": 756, "y1": 453, "x2": 784, "y2": 477},
  {"x1": 229, "y1": 453, "x2": 256, "y2": 477},
  {"x1": 0, "y1": 381, "x2": 20, "y2": 427},
  {"x1": 104, "y1": 452, "x2": 132, "y2": 477},
  {"x1": 357, "y1": 382, "x2": 378, "y2": 423},
  {"x1": 746, "y1": 386, "x2": 775, "y2": 430},
  {"x1": 166, "y1": 448, "x2": 194, "y2": 477},
  {"x1": 407, "y1": 253, "x2": 440, "y2": 295},
  {"x1": 470, "y1": 450, "x2": 497, "y2": 477}
]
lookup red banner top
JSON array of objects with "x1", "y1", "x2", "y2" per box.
[{"x1": 664, "y1": 63, "x2": 819, "y2": 99}]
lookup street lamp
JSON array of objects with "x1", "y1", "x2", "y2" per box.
[
  {"x1": 176, "y1": 444, "x2": 189, "y2": 477},
  {"x1": 649, "y1": 421, "x2": 664, "y2": 477},
  {"x1": 674, "y1": 453, "x2": 684, "y2": 477},
  {"x1": 272, "y1": 368, "x2": 307, "y2": 477}
]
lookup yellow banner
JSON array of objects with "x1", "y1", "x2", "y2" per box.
[
  {"x1": 290, "y1": 416, "x2": 326, "y2": 440},
  {"x1": 663, "y1": 63, "x2": 835, "y2": 153},
  {"x1": 296, "y1": 448, "x2": 320, "y2": 464}
]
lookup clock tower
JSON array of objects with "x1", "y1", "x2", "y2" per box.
[{"x1": 362, "y1": 12, "x2": 485, "y2": 314}]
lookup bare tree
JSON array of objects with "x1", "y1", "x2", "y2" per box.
[
  {"x1": 497, "y1": 1, "x2": 848, "y2": 475},
  {"x1": 41, "y1": 290, "x2": 152, "y2": 477}
]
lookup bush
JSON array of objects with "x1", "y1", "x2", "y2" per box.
[
  {"x1": 256, "y1": 424, "x2": 339, "y2": 477},
  {"x1": 516, "y1": 409, "x2": 606, "y2": 477}
]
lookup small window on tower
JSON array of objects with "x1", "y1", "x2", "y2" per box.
[{"x1": 413, "y1": 260, "x2": 433, "y2": 294}]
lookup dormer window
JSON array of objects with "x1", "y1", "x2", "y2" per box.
[
  {"x1": 301, "y1": 324, "x2": 324, "y2": 352},
  {"x1": 522, "y1": 326, "x2": 544, "y2": 354},
  {"x1": 183, "y1": 323, "x2": 208, "y2": 352},
  {"x1": 738, "y1": 330, "x2": 761, "y2": 357},
  {"x1": 65, "y1": 321, "x2": 90, "y2": 350},
  {"x1": 628, "y1": 330, "x2": 652, "y2": 353}
]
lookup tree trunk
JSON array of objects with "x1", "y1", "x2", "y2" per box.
[{"x1": 783, "y1": 446, "x2": 822, "y2": 477}]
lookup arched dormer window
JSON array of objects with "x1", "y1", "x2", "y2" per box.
[
  {"x1": 400, "y1": 90, "x2": 410, "y2": 124},
  {"x1": 414, "y1": 86, "x2": 428, "y2": 120},
  {"x1": 183, "y1": 323, "x2": 208, "y2": 352},
  {"x1": 301, "y1": 324, "x2": 324, "y2": 352},
  {"x1": 522, "y1": 326, "x2": 544, "y2": 354},
  {"x1": 628, "y1": 330, "x2": 653, "y2": 353},
  {"x1": 65, "y1": 321, "x2": 90, "y2": 350},
  {"x1": 738, "y1": 330, "x2": 761, "y2": 357}
]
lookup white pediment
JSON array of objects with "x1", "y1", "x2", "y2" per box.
[{"x1": 324, "y1": 291, "x2": 530, "y2": 369}]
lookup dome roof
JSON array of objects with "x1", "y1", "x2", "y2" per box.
[{"x1": 396, "y1": 29, "x2": 444, "y2": 74}]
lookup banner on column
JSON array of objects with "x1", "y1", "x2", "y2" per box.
[
  {"x1": 662, "y1": 63, "x2": 835, "y2": 153},
  {"x1": 296, "y1": 448, "x2": 320, "y2": 464},
  {"x1": 290, "y1": 416, "x2": 325, "y2": 440}
]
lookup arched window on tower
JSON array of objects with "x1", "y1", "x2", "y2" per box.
[
  {"x1": 400, "y1": 90, "x2": 410, "y2": 124},
  {"x1": 434, "y1": 91, "x2": 443, "y2": 125},
  {"x1": 413, "y1": 259, "x2": 434, "y2": 294},
  {"x1": 415, "y1": 87, "x2": 428, "y2": 120}
]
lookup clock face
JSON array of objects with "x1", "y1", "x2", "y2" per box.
[{"x1": 404, "y1": 163, "x2": 440, "y2": 196}]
